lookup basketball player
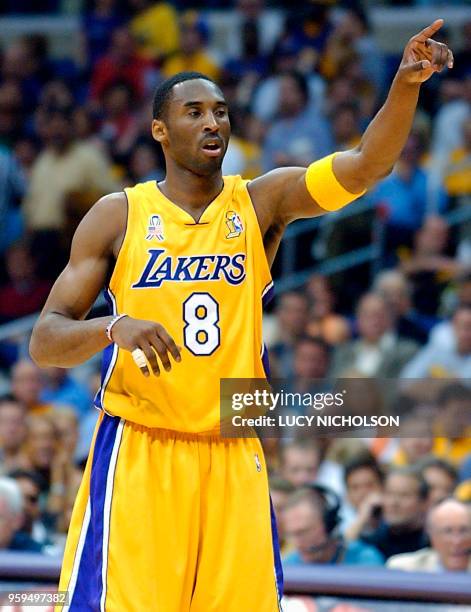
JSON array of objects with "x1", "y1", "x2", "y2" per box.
[{"x1": 30, "y1": 20, "x2": 451, "y2": 612}]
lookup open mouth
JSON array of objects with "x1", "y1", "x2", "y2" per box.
[{"x1": 202, "y1": 141, "x2": 223, "y2": 157}]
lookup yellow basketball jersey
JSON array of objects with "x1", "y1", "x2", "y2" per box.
[{"x1": 95, "y1": 176, "x2": 273, "y2": 433}]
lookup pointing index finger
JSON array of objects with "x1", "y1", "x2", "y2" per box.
[{"x1": 415, "y1": 19, "x2": 444, "y2": 43}]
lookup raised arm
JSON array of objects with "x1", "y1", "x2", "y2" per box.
[{"x1": 249, "y1": 19, "x2": 453, "y2": 237}]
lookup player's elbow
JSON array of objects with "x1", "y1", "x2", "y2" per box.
[
  {"x1": 29, "y1": 321, "x2": 54, "y2": 367},
  {"x1": 29, "y1": 327, "x2": 47, "y2": 367}
]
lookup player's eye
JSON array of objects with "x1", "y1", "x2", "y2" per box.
[
  {"x1": 215, "y1": 108, "x2": 227, "y2": 117},
  {"x1": 188, "y1": 110, "x2": 201, "y2": 117}
]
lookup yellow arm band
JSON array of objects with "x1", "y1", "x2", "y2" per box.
[{"x1": 304, "y1": 153, "x2": 366, "y2": 212}]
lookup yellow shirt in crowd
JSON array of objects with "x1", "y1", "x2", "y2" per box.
[
  {"x1": 130, "y1": 2, "x2": 180, "y2": 60},
  {"x1": 162, "y1": 51, "x2": 220, "y2": 82}
]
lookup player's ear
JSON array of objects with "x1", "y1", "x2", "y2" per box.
[{"x1": 152, "y1": 119, "x2": 167, "y2": 144}]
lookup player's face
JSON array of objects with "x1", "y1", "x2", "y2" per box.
[{"x1": 153, "y1": 79, "x2": 230, "y2": 177}]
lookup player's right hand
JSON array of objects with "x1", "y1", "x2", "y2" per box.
[{"x1": 111, "y1": 316, "x2": 181, "y2": 377}]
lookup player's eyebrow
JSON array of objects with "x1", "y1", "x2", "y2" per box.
[{"x1": 183, "y1": 100, "x2": 227, "y2": 108}]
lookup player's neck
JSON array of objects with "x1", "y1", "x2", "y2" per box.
[{"x1": 158, "y1": 167, "x2": 224, "y2": 218}]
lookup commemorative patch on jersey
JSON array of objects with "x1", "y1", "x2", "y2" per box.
[
  {"x1": 146, "y1": 214, "x2": 164, "y2": 241},
  {"x1": 225, "y1": 211, "x2": 244, "y2": 238}
]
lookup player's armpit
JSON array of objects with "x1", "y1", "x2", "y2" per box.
[{"x1": 30, "y1": 192, "x2": 127, "y2": 367}]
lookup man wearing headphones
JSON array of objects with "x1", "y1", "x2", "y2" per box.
[{"x1": 281, "y1": 485, "x2": 384, "y2": 566}]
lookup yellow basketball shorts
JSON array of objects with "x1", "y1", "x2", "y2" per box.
[{"x1": 56, "y1": 412, "x2": 283, "y2": 611}]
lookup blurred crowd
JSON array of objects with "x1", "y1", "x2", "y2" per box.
[{"x1": 0, "y1": 0, "x2": 470, "y2": 577}]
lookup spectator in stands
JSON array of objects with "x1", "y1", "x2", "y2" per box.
[
  {"x1": 13, "y1": 136, "x2": 39, "y2": 181},
  {"x1": 25, "y1": 415, "x2": 81, "y2": 534},
  {"x1": 279, "y1": 336, "x2": 331, "y2": 422},
  {"x1": 279, "y1": 438, "x2": 344, "y2": 497},
  {"x1": 0, "y1": 477, "x2": 42, "y2": 552},
  {"x1": 251, "y1": 36, "x2": 326, "y2": 124},
  {"x1": 40, "y1": 367, "x2": 91, "y2": 418},
  {"x1": 321, "y1": 7, "x2": 385, "y2": 95},
  {"x1": 331, "y1": 102, "x2": 362, "y2": 151},
  {"x1": 1, "y1": 38, "x2": 50, "y2": 114},
  {"x1": 280, "y1": 438, "x2": 321, "y2": 488},
  {"x1": 282, "y1": 3, "x2": 333, "y2": 59},
  {"x1": 90, "y1": 27, "x2": 156, "y2": 103},
  {"x1": 128, "y1": 0, "x2": 180, "y2": 62},
  {"x1": 128, "y1": 142, "x2": 164, "y2": 184},
  {"x1": 428, "y1": 272, "x2": 471, "y2": 350},
  {"x1": 443, "y1": 117, "x2": 471, "y2": 199},
  {"x1": 432, "y1": 383, "x2": 471, "y2": 465},
  {"x1": 36, "y1": 79, "x2": 74, "y2": 113},
  {"x1": 305, "y1": 275, "x2": 350, "y2": 346},
  {"x1": 453, "y1": 20, "x2": 471, "y2": 80},
  {"x1": 99, "y1": 81, "x2": 140, "y2": 160},
  {"x1": 23, "y1": 105, "x2": 118, "y2": 276},
  {"x1": 293, "y1": 336, "x2": 331, "y2": 384},
  {"x1": 282, "y1": 486, "x2": 384, "y2": 566},
  {"x1": 221, "y1": 108, "x2": 264, "y2": 179},
  {"x1": 269, "y1": 476, "x2": 295, "y2": 554},
  {"x1": 389, "y1": 411, "x2": 434, "y2": 467},
  {"x1": 0, "y1": 81, "x2": 23, "y2": 146},
  {"x1": 228, "y1": 0, "x2": 279, "y2": 62},
  {"x1": 270, "y1": 292, "x2": 309, "y2": 378},
  {"x1": 430, "y1": 73, "x2": 471, "y2": 204},
  {"x1": 401, "y1": 304, "x2": 471, "y2": 379},
  {"x1": 330, "y1": 293, "x2": 418, "y2": 378},
  {"x1": 0, "y1": 396, "x2": 28, "y2": 474},
  {"x1": 52, "y1": 409, "x2": 82, "y2": 527},
  {"x1": 262, "y1": 70, "x2": 333, "y2": 172},
  {"x1": 72, "y1": 107, "x2": 102, "y2": 150},
  {"x1": 400, "y1": 216, "x2": 465, "y2": 318},
  {"x1": 11, "y1": 359, "x2": 51, "y2": 416},
  {"x1": 372, "y1": 133, "x2": 447, "y2": 259},
  {"x1": 8, "y1": 469, "x2": 50, "y2": 549},
  {"x1": 0, "y1": 145, "x2": 25, "y2": 255},
  {"x1": 361, "y1": 467, "x2": 429, "y2": 560},
  {"x1": 387, "y1": 499, "x2": 471, "y2": 572},
  {"x1": 341, "y1": 455, "x2": 384, "y2": 542},
  {"x1": 162, "y1": 12, "x2": 220, "y2": 82},
  {"x1": 75, "y1": 365, "x2": 101, "y2": 467},
  {"x1": 54, "y1": 408, "x2": 80, "y2": 460},
  {"x1": 223, "y1": 14, "x2": 268, "y2": 81},
  {"x1": 0, "y1": 240, "x2": 52, "y2": 323},
  {"x1": 82, "y1": 0, "x2": 125, "y2": 71},
  {"x1": 373, "y1": 270, "x2": 429, "y2": 344},
  {"x1": 418, "y1": 457, "x2": 458, "y2": 507}
]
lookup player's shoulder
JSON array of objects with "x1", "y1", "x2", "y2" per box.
[
  {"x1": 77, "y1": 191, "x2": 128, "y2": 244},
  {"x1": 92, "y1": 191, "x2": 128, "y2": 217}
]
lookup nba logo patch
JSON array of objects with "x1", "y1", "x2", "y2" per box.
[
  {"x1": 254, "y1": 453, "x2": 262, "y2": 472},
  {"x1": 146, "y1": 214, "x2": 164, "y2": 241},
  {"x1": 225, "y1": 211, "x2": 244, "y2": 239}
]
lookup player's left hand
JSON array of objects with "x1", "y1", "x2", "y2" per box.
[{"x1": 398, "y1": 19, "x2": 453, "y2": 84}]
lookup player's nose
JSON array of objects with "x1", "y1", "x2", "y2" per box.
[{"x1": 202, "y1": 112, "x2": 219, "y2": 132}]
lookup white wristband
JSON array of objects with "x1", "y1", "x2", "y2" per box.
[{"x1": 105, "y1": 314, "x2": 128, "y2": 342}]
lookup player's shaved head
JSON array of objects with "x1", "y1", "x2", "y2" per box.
[{"x1": 152, "y1": 72, "x2": 218, "y2": 120}]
